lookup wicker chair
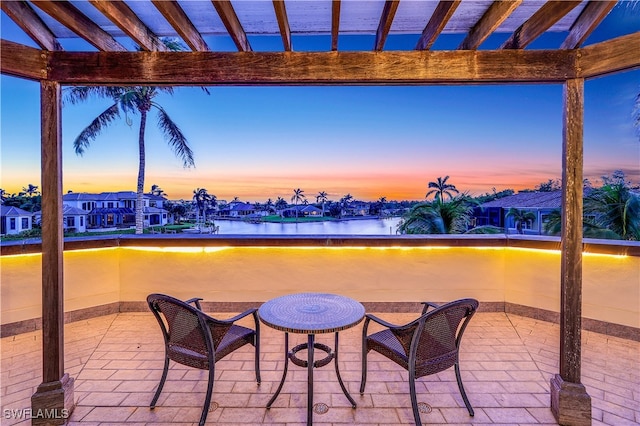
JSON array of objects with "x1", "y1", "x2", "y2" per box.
[
  {"x1": 360, "y1": 298, "x2": 479, "y2": 426},
  {"x1": 147, "y1": 293, "x2": 261, "y2": 426}
]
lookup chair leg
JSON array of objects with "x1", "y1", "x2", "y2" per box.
[
  {"x1": 454, "y1": 363, "x2": 474, "y2": 416},
  {"x1": 409, "y1": 370, "x2": 421, "y2": 426},
  {"x1": 359, "y1": 343, "x2": 368, "y2": 394},
  {"x1": 254, "y1": 339, "x2": 261, "y2": 384},
  {"x1": 150, "y1": 355, "x2": 170, "y2": 408},
  {"x1": 199, "y1": 366, "x2": 215, "y2": 426}
]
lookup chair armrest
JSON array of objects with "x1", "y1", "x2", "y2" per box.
[
  {"x1": 218, "y1": 308, "x2": 259, "y2": 324},
  {"x1": 364, "y1": 313, "x2": 404, "y2": 329},
  {"x1": 421, "y1": 302, "x2": 440, "y2": 314},
  {"x1": 185, "y1": 297, "x2": 204, "y2": 310}
]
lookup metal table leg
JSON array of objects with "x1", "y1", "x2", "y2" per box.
[
  {"x1": 307, "y1": 334, "x2": 314, "y2": 426},
  {"x1": 334, "y1": 331, "x2": 357, "y2": 408},
  {"x1": 266, "y1": 332, "x2": 289, "y2": 408}
]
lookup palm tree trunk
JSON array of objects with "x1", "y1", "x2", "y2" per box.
[{"x1": 135, "y1": 110, "x2": 147, "y2": 234}]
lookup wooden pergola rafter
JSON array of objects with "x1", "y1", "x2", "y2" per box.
[{"x1": 1, "y1": 1, "x2": 639, "y2": 425}]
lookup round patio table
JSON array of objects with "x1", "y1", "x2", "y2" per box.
[{"x1": 259, "y1": 293, "x2": 365, "y2": 425}]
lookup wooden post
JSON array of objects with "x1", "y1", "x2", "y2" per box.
[
  {"x1": 550, "y1": 77, "x2": 591, "y2": 425},
  {"x1": 31, "y1": 80, "x2": 74, "y2": 425}
]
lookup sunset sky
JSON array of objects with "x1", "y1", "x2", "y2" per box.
[{"x1": 1, "y1": 4, "x2": 639, "y2": 203}]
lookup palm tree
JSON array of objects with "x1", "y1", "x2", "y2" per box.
[
  {"x1": 264, "y1": 198, "x2": 274, "y2": 215},
  {"x1": 0, "y1": 189, "x2": 6, "y2": 204},
  {"x1": 426, "y1": 176, "x2": 459, "y2": 202},
  {"x1": 193, "y1": 188, "x2": 213, "y2": 225},
  {"x1": 543, "y1": 209, "x2": 624, "y2": 240},
  {"x1": 339, "y1": 193, "x2": 353, "y2": 218},
  {"x1": 506, "y1": 208, "x2": 537, "y2": 234},
  {"x1": 316, "y1": 191, "x2": 328, "y2": 216},
  {"x1": 584, "y1": 182, "x2": 640, "y2": 240},
  {"x1": 65, "y1": 39, "x2": 202, "y2": 234},
  {"x1": 398, "y1": 195, "x2": 475, "y2": 234},
  {"x1": 291, "y1": 188, "x2": 306, "y2": 221},
  {"x1": 274, "y1": 197, "x2": 288, "y2": 215},
  {"x1": 373, "y1": 196, "x2": 387, "y2": 217},
  {"x1": 150, "y1": 184, "x2": 167, "y2": 198},
  {"x1": 21, "y1": 184, "x2": 40, "y2": 198}
]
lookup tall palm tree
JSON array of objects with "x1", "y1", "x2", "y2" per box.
[
  {"x1": 339, "y1": 193, "x2": 354, "y2": 218},
  {"x1": 291, "y1": 188, "x2": 306, "y2": 221},
  {"x1": 426, "y1": 176, "x2": 459, "y2": 202},
  {"x1": 274, "y1": 197, "x2": 287, "y2": 214},
  {"x1": 398, "y1": 195, "x2": 475, "y2": 234},
  {"x1": 264, "y1": 198, "x2": 274, "y2": 215},
  {"x1": 193, "y1": 188, "x2": 213, "y2": 225},
  {"x1": 506, "y1": 208, "x2": 537, "y2": 234},
  {"x1": 65, "y1": 39, "x2": 202, "y2": 234},
  {"x1": 374, "y1": 196, "x2": 387, "y2": 217},
  {"x1": 316, "y1": 191, "x2": 328, "y2": 216}
]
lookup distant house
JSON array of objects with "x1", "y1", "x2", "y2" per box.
[
  {"x1": 343, "y1": 201, "x2": 370, "y2": 217},
  {"x1": 229, "y1": 202, "x2": 256, "y2": 218},
  {"x1": 0, "y1": 206, "x2": 33, "y2": 235},
  {"x1": 281, "y1": 205, "x2": 323, "y2": 218},
  {"x1": 474, "y1": 191, "x2": 562, "y2": 234},
  {"x1": 34, "y1": 204, "x2": 90, "y2": 233},
  {"x1": 63, "y1": 191, "x2": 169, "y2": 229}
]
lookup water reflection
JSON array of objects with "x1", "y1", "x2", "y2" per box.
[{"x1": 214, "y1": 217, "x2": 402, "y2": 235}]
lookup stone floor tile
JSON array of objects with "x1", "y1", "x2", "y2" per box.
[
  {"x1": 2, "y1": 311, "x2": 639, "y2": 425},
  {"x1": 483, "y1": 407, "x2": 538, "y2": 423}
]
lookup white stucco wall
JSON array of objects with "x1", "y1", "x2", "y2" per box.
[{"x1": 2, "y1": 245, "x2": 638, "y2": 329}]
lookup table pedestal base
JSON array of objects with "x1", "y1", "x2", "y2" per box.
[{"x1": 267, "y1": 332, "x2": 356, "y2": 425}]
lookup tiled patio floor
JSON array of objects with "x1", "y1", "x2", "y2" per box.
[{"x1": 1, "y1": 312, "x2": 639, "y2": 425}]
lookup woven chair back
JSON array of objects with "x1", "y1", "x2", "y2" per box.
[{"x1": 413, "y1": 298, "x2": 478, "y2": 377}]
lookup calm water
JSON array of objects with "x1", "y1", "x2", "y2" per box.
[{"x1": 214, "y1": 217, "x2": 402, "y2": 235}]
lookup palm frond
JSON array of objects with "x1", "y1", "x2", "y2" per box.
[
  {"x1": 64, "y1": 86, "x2": 125, "y2": 106},
  {"x1": 73, "y1": 103, "x2": 121, "y2": 155},
  {"x1": 155, "y1": 105, "x2": 195, "y2": 167}
]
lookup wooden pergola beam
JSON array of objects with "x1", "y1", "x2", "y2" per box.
[
  {"x1": 415, "y1": 0, "x2": 461, "y2": 51},
  {"x1": 0, "y1": 39, "x2": 47, "y2": 80},
  {"x1": 212, "y1": 0, "x2": 252, "y2": 52},
  {"x1": 458, "y1": 0, "x2": 522, "y2": 50},
  {"x1": 151, "y1": 0, "x2": 209, "y2": 52},
  {"x1": 561, "y1": 1, "x2": 617, "y2": 49},
  {"x1": 30, "y1": 0, "x2": 126, "y2": 52},
  {"x1": 577, "y1": 32, "x2": 640, "y2": 79},
  {"x1": 89, "y1": 0, "x2": 168, "y2": 52},
  {"x1": 273, "y1": 0, "x2": 292, "y2": 51},
  {"x1": 501, "y1": 1, "x2": 582, "y2": 49},
  {"x1": 331, "y1": 0, "x2": 341, "y2": 51},
  {"x1": 1, "y1": 0, "x2": 61, "y2": 51},
  {"x1": 374, "y1": 0, "x2": 400, "y2": 52},
  {"x1": 44, "y1": 49, "x2": 578, "y2": 85}
]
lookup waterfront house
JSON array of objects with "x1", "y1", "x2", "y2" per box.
[
  {"x1": 63, "y1": 191, "x2": 169, "y2": 229},
  {"x1": 34, "y1": 204, "x2": 90, "y2": 233},
  {"x1": 281, "y1": 204, "x2": 323, "y2": 218},
  {"x1": 229, "y1": 202, "x2": 257, "y2": 218},
  {"x1": 0, "y1": 205, "x2": 32, "y2": 236},
  {"x1": 474, "y1": 191, "x2": 562, "y2": 235}
]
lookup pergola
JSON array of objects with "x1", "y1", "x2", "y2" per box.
[{"x1": 1, "y1": 1, "x2": 639, "y2": 425}]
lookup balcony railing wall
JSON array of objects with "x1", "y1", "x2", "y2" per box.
[{"x1": 1, "y1": 237, "x2": 638, "y2": 338}]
